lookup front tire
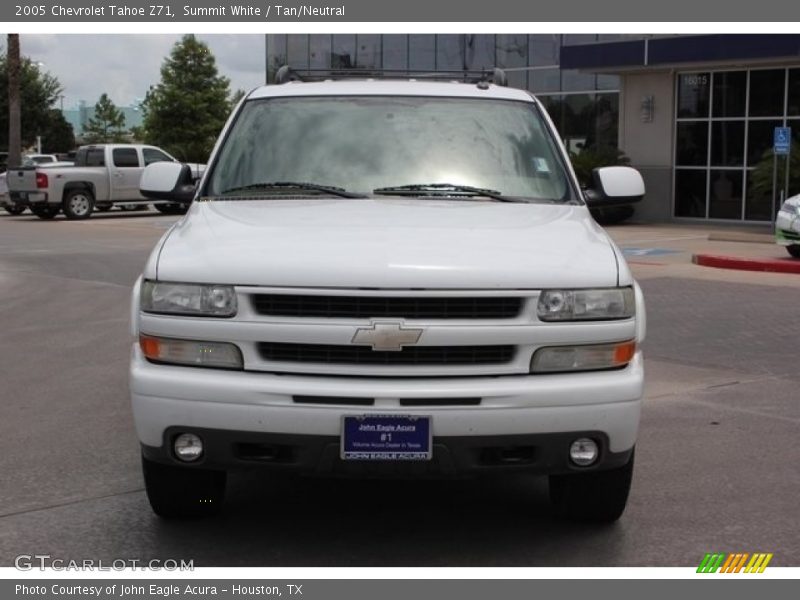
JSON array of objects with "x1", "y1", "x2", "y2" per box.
[
  {"x1": 155, "y1": 203, "x2": 188, "y2": 215},
  {"x1": 787, "y1": 245, "x2": 800, "y2": 258},
  {"x1": 142, "y1": 456, "x2": 226, "y2": 518},
  {"x1": 30, "y1": 204, "x2": 60, "y2": 220},
  {"x1": 549, "y1": 450, "x2": 634, "y2": 523},
  {"x1": 62, "y1": 189, "x2": 94, "y2": 220}
]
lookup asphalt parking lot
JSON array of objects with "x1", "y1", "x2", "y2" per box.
[{"x1": 0, "y1": 209, "x2": 798, "y2": 567}]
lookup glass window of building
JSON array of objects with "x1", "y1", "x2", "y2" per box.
[
  {"x1": 464, "y1": 34, "x2": 495, "y2": 71},
  {"x1": 749, "y1": 69, "x2": 785, "y2": 117},
  {"x1": 332, "y1": 34, "x2": 356, "y2": 69},
  {"x1": 677, "y1": 73, "x2": 710, "y2": 118},
  {"x1": 382, "y1": 35, "x2": 408, "y2": 70},
  {"x1": 356, "y1": 35, "x2": 381, "y2": 69},
  {"x1": 530, "y1": 68, "x2": 561, "y2": 93},
  {"x1": 561, "y1": 69, "x2": 596, "y2": 93},
  {"x1": 436, "y1": 35, "x2": 464, "y2": 70},
  {"x1": 788, "y1": 69, "x2": 800, "y2": 116},
  {"x1": 309, "y1": 35, "x2": 330, "y2": 69},
  {"x1": 529, "y1": 35, "x2": 559, "y2": 67},
  {"x1": 287, "y1": 35, "x2": 309, "y2": 70},
  {"x1": 496, "y1": 35, "x2": 528, "y2": 89},
  {"x1": 675, "y1": 66, "x2": 800, "y2": 221},
  {"x1": 266, "y1": 34, "x2": 287, "y2": 83},
  {"x1": 712, "y1": 71, "x2": 746, "y2": 118},
  {"x1": 408, "y1": 35, "x2": 435, "y2": 70}
]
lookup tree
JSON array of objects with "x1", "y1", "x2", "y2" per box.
[
  {"x1": 40, "y1": 109, "x2": 75, "y2": 152},
  {"x1": 140, "y1": 35, "x2": 231, "y2": 162},
  {"x1": 83, "y1": 93, "x2": 126, "y2": 143},
  {"x1": 6, "y1": 34, "x2": 21, "y2": 167},
  {"x1": 0, "y1": 50, "x2": 63, "y2": 153}
]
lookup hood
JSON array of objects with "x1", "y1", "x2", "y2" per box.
[{"x1": 155, "y1": 198, "x2": 619, "y2": 289}]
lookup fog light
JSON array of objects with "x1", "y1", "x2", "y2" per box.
[
  {"x1": 569, "y1": 437, "x2": 599, "y2": 466},
  {"x1": 174, "y1": 433, "x2": 204, "y2": 462}
]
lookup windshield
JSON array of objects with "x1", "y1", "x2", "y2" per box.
[{"x1": 206, "y1": 95, "x2": 575, "y2": 202}]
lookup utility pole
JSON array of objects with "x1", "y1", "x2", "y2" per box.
[{"x1": 7, "y1": 34, "x2": 22, "y2": 168}]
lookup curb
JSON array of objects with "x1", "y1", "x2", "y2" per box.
[{"x1": 693, "y1": 253, "x2": 800, "y2": 274}]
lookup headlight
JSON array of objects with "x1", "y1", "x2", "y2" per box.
[
  {"x1": 531, "y1": 340, "x2": 636, "y2": 373},
  {"x1": 140, "y1": 335, "x2": 243, "y2": 370},
  {"x1": 780, "y1": 201, "x2": 800, "y2": 215},
  {"x1": 141, "y1": 281, "x2": 237, "y2": 317},
  {"x1": 537, "y1": 287, "x2": 634, "y2": 321}
]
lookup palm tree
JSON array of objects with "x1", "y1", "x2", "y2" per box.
[{"x1": 7, "y1": 34, "x2": 21, "y2": 168}]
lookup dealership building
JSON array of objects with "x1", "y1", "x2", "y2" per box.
[{"x1": 265, "y1": 34, "x2": 800, "y2": 224}]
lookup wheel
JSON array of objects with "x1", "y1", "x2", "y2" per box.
[
  {"x1": 590, "y1": 205, "x2": 635, "y2": 225},
  {"x1": 787, "y1": 245, "x2": 800, "y2": 259},
  {"x1": 30, "y1": 204, "x2": 60, "y2": 220},
  {"x1": 155, "y1": 203, "x2": 188, "y2": 215},
  {"x1": 3, "y1": 204, "x2": 26, "y2": 215},
  {"x1": 62, "y1": 189, "x2": 94, "y2": 220},
  {"x1": 142, "y1": 456, "x2": 226, "y2": 518},
  {"x1": 549, "y1": 450, "x2": 634, "y2": 523},
  {"x1": 95, "y1": 203, "x2": 112, "y2": 212}
]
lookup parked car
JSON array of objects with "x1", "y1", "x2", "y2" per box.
[
  {"x1": 6, "y1": 144, "x2": 204, "y2": 220},
  {"x1": 132, "y1": 67, "x2": 646, "y2": 522},
  {"x1": 775, "y1": 194, "x2": 800, "y2": 258},
  {"x1": 1, "y1": 161, "x2": 75, "y2": 215},
  {"x1": 22, "y1": 153, "x2": 60, "y2": 166}
]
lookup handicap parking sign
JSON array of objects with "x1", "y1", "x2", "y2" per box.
[{"x1": 774, "y1": 127, "x2": 791, "y2": 155}]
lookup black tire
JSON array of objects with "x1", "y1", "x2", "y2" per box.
[
  {"x1": 549, "y1": 450, "x2": 634, "y2": 523},
  {"x1": 3, "y1": 204, "x2": 26, "y2": 215},
  {"x1": 155, "y1": 203, "x2": 188, "y2": 215},
  {"x1": 142, "y1": 456, "x2": 226, "y2": 518},
  {"x1": 30, "y1": 204, "x2": 60, "y2": 220},
  {"x1": 62, "y1": 189, "x2": 94, "y2": 220},
  {"x1": 590, "y1": 205, "x2": 635, "y2": 225},
  {"x1": 787, "y1": 245, "x2": 800, "y2": 259}
]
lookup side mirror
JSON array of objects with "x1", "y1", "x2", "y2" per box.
[
  {"x1": 584, "y1": 166, "x2": 645, "y2": 207},
  {"x1": 140, "y1": 162, "x2": 197, "y2": 204}
]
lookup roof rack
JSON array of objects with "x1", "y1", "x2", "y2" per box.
[{"x1": 273, "y1": 65, "x2": 508, "y2": 87}]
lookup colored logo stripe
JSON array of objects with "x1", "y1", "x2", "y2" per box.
[
  {"x1": 697, "y1": 553, "x2": 773, "y2": 573},
  {"x1": 745, "y1": 553, "x2": 773, "y2": 573},
  {"x1": 697, "y1": 553, "x2": 725, "y2": 573}
]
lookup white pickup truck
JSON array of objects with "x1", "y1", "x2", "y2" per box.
[
  {"x1": 7, "y1": 143, "x2": 202, "y2": 220},
  {"x1": 132, "y1": 69, "x2": 646, "y2": 523}
]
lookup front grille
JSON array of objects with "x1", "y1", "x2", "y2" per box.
[
  {"x1": 780, "y1": 229, "x2": 800, "y2": 241},
  {"x1": 251, "y1": 294, "x2": 523, "y2": 319},
  {"x1": 257, "y1": 342, "x2": 515, "y2": 366}
]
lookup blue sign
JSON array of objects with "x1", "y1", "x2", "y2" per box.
[
  {"x1": 341, "y1": 415, "x2": 432, "y2": 460},
  {"x1": 774, "y1": 127, "x2": 792, "y2": 155}
]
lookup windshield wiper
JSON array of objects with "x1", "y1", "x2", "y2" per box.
[
  {"x1": 220, "y1": 181, "x2": 366, "y2": 199},
  {"x1": 373, "y1": 183, "x2": 518, "y2": 203}
]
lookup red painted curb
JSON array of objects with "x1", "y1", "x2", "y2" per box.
[{"x1": 693, "y1": 253, "x2": 800, "y2": 274}]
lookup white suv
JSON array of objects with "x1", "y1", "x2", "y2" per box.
[{"x1": 132, "y1": 68, "x2": 646, "y2": 522}]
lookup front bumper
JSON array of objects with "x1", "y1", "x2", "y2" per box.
[
  {"x1": 776, "y1": 209, "x2": 800, "y2": 246},
  {"x1": 131, "y1": 346, "x2": 643, "y2": 475}
]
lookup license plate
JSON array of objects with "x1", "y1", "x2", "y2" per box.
[{"x1": 341, "y1": 415, "x2": 432, "y2": 461}]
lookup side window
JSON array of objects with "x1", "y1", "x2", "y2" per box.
[
  {"x1": 143, "y1": 148, "x2": 173, "y2": 166},
  {"x1": 85, "y1": 149, "x2": 105, "y2": 167},
  {"x1": 112, "y1": 148, "x2": 140, "y2": 168}
]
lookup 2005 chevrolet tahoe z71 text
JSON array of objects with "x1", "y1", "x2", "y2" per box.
[{"x1": 131, "y1": 67, "x2": 646, "y2": 522}]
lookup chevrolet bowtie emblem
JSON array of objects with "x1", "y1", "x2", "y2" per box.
[{"x1": 351, "y1": 321, "x2": 424, "y2": 352}]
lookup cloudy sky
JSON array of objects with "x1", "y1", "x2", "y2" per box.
[{"x1": 17, "y1": 34, "x2": 266, "y2": 108}]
